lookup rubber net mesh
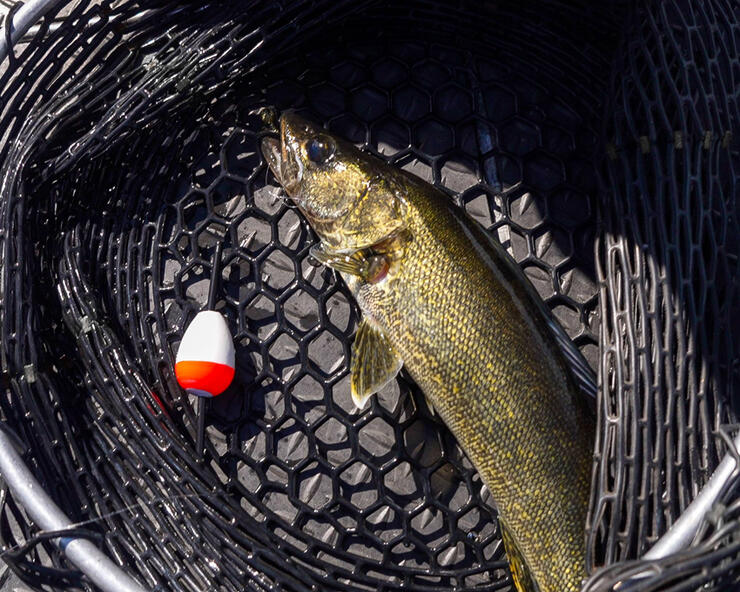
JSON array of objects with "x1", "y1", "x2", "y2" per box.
[{"x1": 0, "y1": 1, "x2": 737, "y2": 591}]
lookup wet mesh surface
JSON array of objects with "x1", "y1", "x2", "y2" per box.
[
  {"x1": 584, "y1": 1, "x2": 740, "y2": 587},
  {"x1": 0, "y1": 1, "x2": 737, "y2": 591}
]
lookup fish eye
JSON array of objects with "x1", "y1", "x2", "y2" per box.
[{"x1": 305, "y1": 137, "x2": 335, "y2": 164}]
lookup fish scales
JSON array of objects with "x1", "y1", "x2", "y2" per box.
[
  {"x1": 261, "y1": 111, "x2": 596, "y2": 592},
  {"x1": 350, "y1": 183, "x2": 593, "y2": 591}
]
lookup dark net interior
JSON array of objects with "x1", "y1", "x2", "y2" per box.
[{"x1": 0, "y1": 1, "x2": 737, "y2": 591}]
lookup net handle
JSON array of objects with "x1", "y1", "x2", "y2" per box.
[
  {"x1": 0, "y1": 424, "x2": 147, "y2": 592},
  {"x1": 644, "y1": 431, "x2": 740, "y2": 560},
  {"x1": 0, "y1": 0, "x2": 66, "y2": 63}
]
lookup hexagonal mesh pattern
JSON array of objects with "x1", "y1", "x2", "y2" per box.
[{"x1": 0, "y1": 1, "x2": 737, "y2": 592}]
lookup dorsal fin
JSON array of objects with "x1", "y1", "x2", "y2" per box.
[
  {"x1": 544, "y1": 316, "x2": 597, "y2": 399},
  {"x1": 462, "y1": 211, "x2": 598, "y2": 400}
]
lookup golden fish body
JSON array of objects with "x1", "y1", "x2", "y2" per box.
[{"x1": 262, "y1": 111, "x2": 595, "y2": 592}]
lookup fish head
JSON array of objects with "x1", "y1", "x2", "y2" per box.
[{"x1": 261, "y1": 111, "x2": 407, "y2": 251}]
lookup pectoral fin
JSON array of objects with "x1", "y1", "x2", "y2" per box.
[
  {"x1": 499, "y1": 516, "x2": 540, "y2": 592},
  {"x1": 351, "y1": 319, "x2": 402, "y2": 409},
  {"x1": 310, "y1": 244, "x2": 369, "y2": 277},
  {"x1": 310, "y1": 244, "x2": 390, "y2": 285}
]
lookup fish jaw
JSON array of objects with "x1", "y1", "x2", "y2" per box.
[
  {"x1": 260, "y1": 135, "x2": 282, "y2": 184},
  {"x1": 261, "y1": 135, "x2": 302, "y2": 198}
]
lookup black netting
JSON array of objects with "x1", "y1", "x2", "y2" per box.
[
  {"x1": 584, "y1": 0, "x2": 740, "y2": 588},
  {"x1": 0, "y1": 1, "x2": 737, "y2": 591}
]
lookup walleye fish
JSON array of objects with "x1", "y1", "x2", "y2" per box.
[{"x1": 261, "y1": 111, "x2": 596, "y2": 592}]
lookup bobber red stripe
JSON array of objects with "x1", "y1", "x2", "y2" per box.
[{"x1": 175, "y1": 361, "x2": 235, "y2": 397}]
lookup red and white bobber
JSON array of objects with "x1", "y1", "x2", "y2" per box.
[{"x1": 175, "y1": 310, "x2": 235, "y2": 397}]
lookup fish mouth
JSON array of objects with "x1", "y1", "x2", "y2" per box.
[
  {"x1": 260, "y1": 113, "x2": 303, "y2": 196},
  {"x1": 260, "y1": 112, "x2": 353, "y2": 247},
  {"x1": 260, "y1": 135, "x2": 285, "y2": 184},
  {"x1": 261, "y1": 112, "x2": 342, "y2": 223},
  {"x1": 261, "y1": 135, "x2": 300, "y2": 197}
]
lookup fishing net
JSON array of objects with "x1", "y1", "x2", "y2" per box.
[
  {"x1": 0, "y1": 1, "x2": 736, "y2": 591},
  {"x1": 583, "y1": 1, "x2": 740, "y2": 589}
]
